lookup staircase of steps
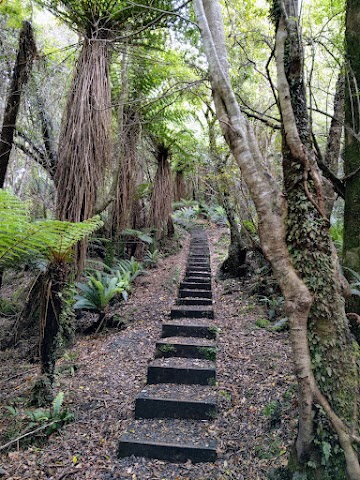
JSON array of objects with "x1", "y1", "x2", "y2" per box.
[{"x1": 118, "y1": 228, "x2": 218, "y2": 463}]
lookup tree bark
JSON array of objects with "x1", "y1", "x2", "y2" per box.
[
  {"x1": 37, "y1": 260, "x2": 68, "y2": 403},
  {"x1": 0, "y1": 21, "x2": 37, "y2": 188},
  {"x1": 220, "y1": 191, "x2": 247, "y2": 278},
  {"x1": 344, "y1": 0, "x2": 360, "y2": 315},
  {"x1": 148, "y1": 142, "x2": 174, "y2": 241},
  {"x1": 193, "y1": 0, "x2": 360, "y2": 477}
]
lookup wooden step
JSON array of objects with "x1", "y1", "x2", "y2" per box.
[
  {"x1": 188, "y1": 258, "x2": 210, "y2": 264},
  {"x1": 176, "y1": 297, "x2": 213, "y2": 306},
  {"x1": 184, "y1": 276, "x2": 211, "y2": 284},
  {"x1": 147, "y1": 357, "x2": 216, "y2": 385},
  {"x1": 170, "y1": 305, "x2": 214, "y2": 319},
  {"x1": 178, "y1": 288, "x2": 212, "y2": 299},
  {"x1": 187, "y1": 264, "x2": 211, "y2": 271},
  {"x1": 180, "y1": 281, "x2": 211, "y2": 291},
  {"x1": 185, "y1": 269, "x2": 211, "y2": 277},
  {"x1": 155, "y1": 336, "x2": 217, "y2": 359},
  {"x1": 118, "y1": 419, "x2": 217, "y2": 463},
  {"x1": 162, "y1": 321, "x2": 217, "y2": 339},
  {"x1": 135, "y1": 384, "x2": 217, "y2": 420}
]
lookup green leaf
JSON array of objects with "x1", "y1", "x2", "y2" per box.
[{"x1": 52, "y1": 391, "x2": 64, "y2": 416}]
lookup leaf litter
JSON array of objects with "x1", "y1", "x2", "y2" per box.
[{"x1": 0, "y1": 227, "x2": 297, "y2": 479}]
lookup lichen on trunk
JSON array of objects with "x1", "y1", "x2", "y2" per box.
[{"x1": 344, "y1": 0, "x2": 360, "y2": 315}]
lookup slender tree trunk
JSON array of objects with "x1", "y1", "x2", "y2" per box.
[
  {"x1": 174, "y1": 169, "x2": 187, "y2": 202},
  {"x1": 193, "y1": 1, "x2": 360, "y2": 477},
  {"x1": 344, "y1": 0, "x2": 360, "y2": 315},
  {"x1": 220, "y1": 191, "x2": 247, "y2": 278},
  {"x1": 0, "y1": 21, "x2": 37, "y2": 187}
]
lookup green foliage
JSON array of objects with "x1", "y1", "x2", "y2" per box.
[
  {"x1": 0, "y1": 190, "x2": 103, "y2": 268},
  {"x1": 0, "y1": 297, "x2": 19, "y2": 316},
  {"x1": 120, "y1": 229, "x2": 153, "y2": 245},
  {"x1": 343, "y1": 267, "x2": 360, "y2": 297},
  {"x1": 159, "y1": 344, "x2": 176, "y2": 353},
  {"x1": 330, "y1": 221, "x2": 343, "y2": 253},
  {"x1": 255, "y1": 318, "x2": 270, "y2": 328},
  {"x1": 172, "y1": 206, "x2": 198, "y2": 228},
  {"x1": 34, "y1": 0, "x2": 184, "y2": 36},
  {"x1": 74, "y1": 270, "x2": 131, "y2": 313},
  {"x1": 112, "y1": 257, "x2": 144, "y2": 282},
  {"x1": 243, "y1": 220, "x2": 257, "y2": 236},
  {"x1": 173, "y1": 199, "x2": 199, "y2": 210},
  {"x1": 202, "y1": 204, "x2": 228, "y2": 226},
  {"x1": 197, "y1": 346, "x2": 217, "y2": 361},
  {"x1": 258, "y1": 295, "x2": 284, "y2": 320},
  {"x1": 208, "y1": 326, "x2": 221, "y2": 335},
  {"x1": 144, "y1": 249, "x2": 160, "y2": 268},
  {"x1": 0, "y1": 0, "x2": 32, "y2": 28},
  {"x1": 5, "y1": 391, "x2": 74, "y2": 444}
]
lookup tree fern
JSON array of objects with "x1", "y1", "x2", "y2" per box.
[{"x1": 0, "y1": 190, "x2": 103, "y2": 268}]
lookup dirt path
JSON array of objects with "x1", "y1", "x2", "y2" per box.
[{"x1": 0, "y1": 226, "x2": 296, "y2": 479}]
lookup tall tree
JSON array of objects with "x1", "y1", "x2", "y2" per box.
[
  {"x1": 35, "y1": 0, "x2": 191, "y2": 269},
  {"x1": 0, "y1": 20, "x2": 36, "y2": 187},
  {"x1": 344, "y1": 0, "x2": 360, "y2": 314},
  {"x1": 193, "y1": 0, "x2": 360, "y2": 478}
]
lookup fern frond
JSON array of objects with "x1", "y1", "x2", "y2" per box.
[{"x1": 0, "y1": 191, "x2": 103, "y2": 268}]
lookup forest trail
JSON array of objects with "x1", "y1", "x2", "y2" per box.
[
  {"x1": 0, "y1": 226, "x2": 296, "y2": 480},
  {"x1": 118, "y1": 228, "x2": 218, "y2": 463}
]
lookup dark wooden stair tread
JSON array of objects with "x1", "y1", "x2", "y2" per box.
[
  {"x1": 135, "y1": 384, "x2": 217, "y2": 420},
  {"x1": 170, "y1": 304, "x2": 214, "y2": 319},
  {"x1": 162, "y1": 320, "x2": 218, "y2": 339},
  {"x1": 147, "y1": 357, "x2": 216, "y2": 385},
  {"x1": 118, "y1": 419, "x2": 217, "y2": 463},
  {"x1": 155, "y1": 336, "x2": 217, "y2": 359}
]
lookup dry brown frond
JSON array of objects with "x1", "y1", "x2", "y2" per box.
[
  {"x1": 148, "y1": 143, "x2": 174, "y2": 241},
  {"x1": 55, "y1": 38, "x2": 111, "y2": 270}
]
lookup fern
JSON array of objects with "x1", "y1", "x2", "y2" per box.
[
  {"x1": 52, "y1": 391, "x2": 64, "y2": 416},
  {"x1": 74, "y1": 271, "x2": 131, "y2": 312},
  {"x1": 120, "y1": 228, "x2": 153, "y2": 245},
  {"x1": 0, "y1": 190, "x2": 103, "y2": 268},
  {"x1": 112, "y1": 257, "x2": 144, "y2": 281}
]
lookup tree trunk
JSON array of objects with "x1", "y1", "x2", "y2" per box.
[
  {"x1": 344, "y1": 0, "x2": 360, "y2": 315},
  {"x1": 220, "y1": 191, "x2": 247, "y2": 278},
  {"x1": 55, "y1": 35, "x2": 111, "y2": 273},
  {"x1": 193, "y1": 1, "x2": 360, "y2": 477},
  {"x1": 111, "y1": 107, "x2": 141, "y2": 240},
  {"x1": 148, "y1": 142, "x2": 174, "y2": 241},
  {"x1": 33, "y1": 260, "x2": 68, "y2": 404},
  {"x1": 0, "y1": 21, "x2": 37, "y2": 188},
  {"x1": 174, "y1": 169, "x2": 187, "y2": 202}
]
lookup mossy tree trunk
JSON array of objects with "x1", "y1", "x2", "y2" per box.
[
  {"x1": 275, "y1": 1, "x2": 359, "y2": 476},
  {"x1": 344, "y1": 0, "x2": 360, "y2": 315},
  {"x1": 194, "y1": 0, "x2": 360, "y2": 477}
]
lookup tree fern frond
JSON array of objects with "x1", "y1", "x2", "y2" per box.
[{"x1": 0, "y1": 191, "x2": 103, "y2": 269}]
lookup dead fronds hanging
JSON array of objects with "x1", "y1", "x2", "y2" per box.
[
  {"x1": 56, "y1": 38, "x2": 111, "y2": 223},
  {"x1": 148, "y1": 142, "x2": 174, "y2": 241},
  {"x1": 111, "y1": 107, "x2": 141, "y2": 239},
  {"x1": 55, "y1": 38, "x2": 111, "y2": 270}
]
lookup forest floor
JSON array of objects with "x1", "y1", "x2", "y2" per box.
[{"x1": 0, "y1": 225, "x2": 297, "y2": 480}]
